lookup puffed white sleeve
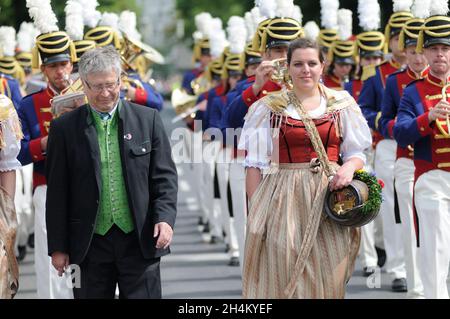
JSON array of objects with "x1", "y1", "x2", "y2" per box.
[
  {"x1": 237, "y1": 100, "x2": 272, "y2": 169},
  {"x1": 340, "y1": 102, "x2": 372, "y2": 163},
  {"x1": 0, "y1": 118, "x2": 22, "y2": 172}
]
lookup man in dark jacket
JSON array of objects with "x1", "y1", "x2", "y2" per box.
[{"x1": 45, "y1": 46, "x2": 177, "y2": 299}]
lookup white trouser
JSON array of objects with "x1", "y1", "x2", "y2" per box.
[
  {"x1": 34, "y1": 185, "x2": 73, "y2": 299},
  {"x1": 375, "y1": 139, "x2": 406, "y2": 280},
  {"x1": 202, "y1": 140, "x2": 223, "y2": 239},
  {"x1": 395, "y1": 158, "x2": 424, "y2": 298},
  {"x1": 216, "y1": 147, "x2": 239, "y2": 257},
  {"x1": 359, "y1": 147, "x2": 384, "y2": 268},
  {"x1": 229, "y1": 156, "x2": 247, "y2": 275},
  {"x1": 414, "y1": 170, "x2": 450, "y2": 299},
  {"x1": 14, "y1": 164, "x2": 34, "y2": 249}
]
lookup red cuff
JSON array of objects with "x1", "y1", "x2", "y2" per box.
[
  {"x1": 242, "y1": 85, "x2": 258, "y2": 107},
  {"x1": 387, "y1": 119, "x2": 396, "y2": 138},
  {"x1": 134, "y1": 87, "x2": 148, "y2": 106},
  {"x1": 416, "y1": 112, "x2": 433, "y2": 136},
  {"x1": 29, "y1": 138, "x2": 45, "y2": 162}
]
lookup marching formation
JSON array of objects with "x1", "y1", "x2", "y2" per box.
[{"x1": 0, "y1": 0, "x2": 449, "y2": 299}]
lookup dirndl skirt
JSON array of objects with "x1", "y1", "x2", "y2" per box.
[{"x1": 242, "y1": 163, "x2": 360, "y2": 299}]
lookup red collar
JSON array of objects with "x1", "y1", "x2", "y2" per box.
[{"x1": 426, "y1": 71, "x2": 450, "y2": 88}]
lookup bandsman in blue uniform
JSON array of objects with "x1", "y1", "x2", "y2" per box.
[
  {"x1": 349, "y1": 0, "x2": 387, "y2": 281},
  {"x1": 358, "y1": 0, "x2": 414, "y2": 293},
  {"x1": 394, "y1": 2, "x2": 450, "y2": 299},
  {"x1": 18, "y1": 0, "x2": 77, "y2": 299},
  {"x1": 379, "y1": 5, "x2": 429, "y2": 298}
]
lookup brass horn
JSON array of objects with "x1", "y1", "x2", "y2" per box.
[
  {"x1": 120, "y1": 34, "x2": 165, "y2": 70},
  {"x1": 270, "y1": 58, "x2": 292, "y2": 89},
  {"x1": 170, "y1": 88, "x2": 200, "y2": 123},
  {"x1": 436, "y1": 83, "x2": 450, "y2": 138}
]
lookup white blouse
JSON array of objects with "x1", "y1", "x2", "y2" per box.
[
  {"x1": 238, "y1": 92, "x2": 372, "y2": 169},
  {"x1": 0, "y1": 117, "x2": 22, "y2": 172}
]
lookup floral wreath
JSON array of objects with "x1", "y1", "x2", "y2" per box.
[{"x1": 354, "y1": 170, "x2": 384, "y2": 215}]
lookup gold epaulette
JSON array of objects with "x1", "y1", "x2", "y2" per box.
[
  {"x1": 0, "y1": 94, "x2": 23, "y2": 148},
  {"x1": 361, "y1": 65, "x2": 376, "y2": 82}
]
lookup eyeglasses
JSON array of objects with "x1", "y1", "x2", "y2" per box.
[{"x1": 84, "y1": 78, "x2": 120, "y2": 93}]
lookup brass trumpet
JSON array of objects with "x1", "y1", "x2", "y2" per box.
[
  {"x1": 436, "y1": 83, "x2": 450, "y2": 138},
  {"x1": 270, "y1": 58, "x2": 292, "y2": 89}
]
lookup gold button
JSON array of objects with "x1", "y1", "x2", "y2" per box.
[
  {"x1": 262, "y1": 90, "x2": 268, "y2": 95},
  {"x1": 247, "y1": 98, "x2": 251, "y2": 102},
  {"x1": 420, "y1": 127, "x2": 425, "y2": 132},
  {"x1": 33, "y1": 155, "x2": 38, "y2": 159}
]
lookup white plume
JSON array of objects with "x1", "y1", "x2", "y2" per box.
[
  {"x1": 258, "y1": 0, "x2": 277, "y2": 19},
  {"x1": 192, "y1": 31, "x2": 204, "y2": 41},
  {"x1": 0, "y1": 26, "x2": 17, "y2": 56},
  {"x1": 292, "y1": 5, "x2": 303, "y2": 24},
  {"x1": 338, "y1": 9, "x2": 353, "y2": 40},
  {"x1": 411, "y1": 0, "x2": 430, "y2": 19},
  {"x1": 119, "y1": 10, "x2": 142, "y2": 41},
  {"x1": 358, "y1": 0, "x2": 381, "y2": 31},
  {"x1": 195, "y1": 12, "x2": 213, "y2": 36},
  {"x1": 227, "y1": 16, "x2": 247, "y2": 54},
  {"x1": 209, "y1": 18, "x2": 228, "y2": 58},
  {"x1": 303, "y1": 21, "x2": 320, "y2": 41},
  {"x1": 26, "y1": 0, "x2": 59, "y2": 34},
  {"x1": 99, "y1": 12, "x2": 120, "y2": 30},
  {"x1": 320, "y1": 0, "x2": 339, "y2": 29},
  {"x1": 75, "y1": 0, "x2": 101, "y2": 28},
  {"x1": 17, "y1": 22, "x2": 37, "y2": 52},
  {"x1": 393, "y1": 0, "x2": 413, "y2": 13},
  {"x1": 65, "y1": 0, "x2": 84, "y2": 41},
  {"x1": 245, "y1": 12, "x2": 255, "y2": 41},
  {"x1": 276, "y1": 0, "x2": 294, "y2": 18},
  {"x1": 429, "y1": 0, "x2": 449, "y2": 16}
]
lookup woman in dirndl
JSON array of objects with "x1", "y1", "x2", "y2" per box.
[
  {"x1": 0, "y1": 94, "x2": 22, "y2": 298},
  {"x1": 238, "y1": 38, "x2": 372, "y2": 299}
]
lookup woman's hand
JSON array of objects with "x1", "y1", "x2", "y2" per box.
[{"x1": 329, "y1": 158, "x2": 364, "y2": 191}]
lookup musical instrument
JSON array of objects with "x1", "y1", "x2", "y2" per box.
[
  {"x1": 436, "y1": 83, "x2": 450, "y2": 138},
  {"x1": 270, "y1": 58, "x2": 292, "y2": 89},
  {"x1": 50, "y1": 74, "x2": 86, "y2": 117},
  {"x1": 170, "y1": 88, "x2": 200, "y2": 123}
]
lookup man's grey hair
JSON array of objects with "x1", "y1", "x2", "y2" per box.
[{"x1": 78, "y1": 46, "x2": 122, "y2": 80}]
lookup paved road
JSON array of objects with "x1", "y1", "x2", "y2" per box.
[{"x1": 14, "y1": 103, "x2": 449, "y2": 299}]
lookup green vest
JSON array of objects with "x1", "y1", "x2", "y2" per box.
[{"x1": 91, "y1": 105, "x2": 134, "y2": 235}]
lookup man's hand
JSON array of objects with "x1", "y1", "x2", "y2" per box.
[
  {"x1": 40, "y1": 136, "x2": 48, "y2": 152},
  {"x1": 429, "y1": 100, "x2": 450, "y2": 123},
  {"x1": 154, "y1": 222, "x2": 173, "y2": 249},
  {"x1": 51, "y1": 252, "x2": 69, "y2": 277},
  {"x1": 252, "y1": 61, "x2": 275, "y2": 96}
]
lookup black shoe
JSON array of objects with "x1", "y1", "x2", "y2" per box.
[
  {"x1": 27, "y1": 233, "x2": 34, "y2": 249},
  {"x1": 17, "y1": 245, "x2": 27, "y2": 262},
  {"x1": 198, "y1": 217, "x2": 205, "y2": 226},
  {"x1": 224, "y1": 244, "x2": 230, "y2": 253},
  {"x1": 228, "y1": 256, "x2": 240, "y2": 267},
  {"x1": 210, "y1": 235, "x2": 219, "y2": 244},
  {"x1": 376, "y1": 246, "x2": 386, "y2": 268},
  {"x1": 363, "y1": 266, "x2": 376, "y2": 277},
  {"x1": 202, "y1": 222, "x2": 210, "y2": 233},
  {"x1": 392, "y1": 278, "x2": 408, "y2": 292}
]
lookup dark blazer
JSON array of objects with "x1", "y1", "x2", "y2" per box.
[{"x1": 45, "y1": 100, "x2": 178, "y2": 265}]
